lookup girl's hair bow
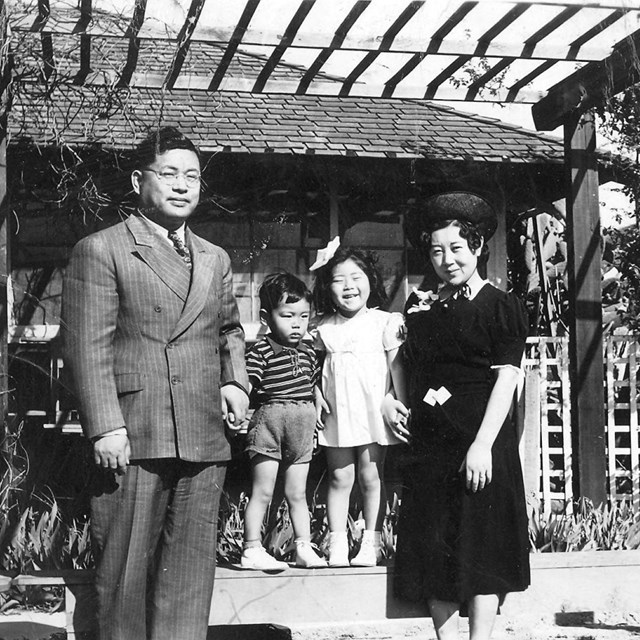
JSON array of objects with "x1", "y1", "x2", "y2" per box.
[{"x1": 309, "y1": 236, "x2": 340, "y2": 271}]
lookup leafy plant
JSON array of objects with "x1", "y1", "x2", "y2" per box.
[
  {"x1": 529, "y1": 498, "x2": 640, "y2": 553},
  {"x1": 216, "y1": 479, "x2": 400, "y2": 565}
]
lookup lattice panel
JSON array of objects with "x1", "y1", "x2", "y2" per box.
[
  {"x1": 524, "y1": 335, "x2": 640, "y2": 513},
  {"x1": 524, "y1": 337, "x2": 573, "y2": 513},
  {"x1": 605, "y1": 336, "x2": 640, "y2": 510}
]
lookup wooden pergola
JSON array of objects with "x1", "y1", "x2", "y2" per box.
[{"x1": 3, "y1": 0, "x2": 640, "y2": 505}]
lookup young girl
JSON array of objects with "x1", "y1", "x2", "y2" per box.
[
  {"x1": 394, "y1": 192, "x2": 530, "y2": 640},
  {"x1": 312, "y1": 246, "x2": 408, "y2": 567}
]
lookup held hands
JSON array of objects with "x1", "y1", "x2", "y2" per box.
[
  {"x1": 221, "y1": 384, "x2": 250, "y2": 434},
  {"x1": 381, "y1": 393, "x2": 410, "y2": 443},
  {"x1": 459, "y1": 439, "x2": 493, "y2": 492},
  {"x1": 93, "y1": 433, "x2": 130, "y2": 475}
]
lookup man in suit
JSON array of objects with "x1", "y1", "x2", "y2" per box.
[{"x1": 62, "y1": 126, "x2": 249, "y2": 640}]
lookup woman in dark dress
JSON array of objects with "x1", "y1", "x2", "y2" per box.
[{"x1": 393, "y1": 192, "x2": 530, "y2": 640}]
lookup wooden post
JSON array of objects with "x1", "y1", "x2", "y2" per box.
[
  {"x1": 564, "y1": 110, "x2": 607, "y2": 506},
  {"x1": 0, "y1": 4, "x2": 10, "y2": 427}
]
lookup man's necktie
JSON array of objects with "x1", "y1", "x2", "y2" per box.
[{"x1": 168, "y1": 230, "x2": 192, "y2": 265}]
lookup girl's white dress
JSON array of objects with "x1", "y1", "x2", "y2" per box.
[{"x1": 314, "y1": 308, "x2": 404, "y2": 447}]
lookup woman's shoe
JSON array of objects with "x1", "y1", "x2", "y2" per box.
[{"x1": 295, "y1": 540, "x2": 328, "y2": 568}]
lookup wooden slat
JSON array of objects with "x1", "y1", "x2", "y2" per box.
[
  {"x1": 629, "y1": 340, "x2": 639, "y2": 510},
  {"x1": 474, "y1": 5, "x2": 530, "y2": 59},
  {"x1": 521, "y1": 6, "x2": 581, "y2": 59},
  {"x1": 296, "y1": 0, "x2": 369, "y2": 94},
  {"x1": 39, "y1": 35, "x2": 55, "y2": 83},
  {"x1": 566, "y1": 8, "x2": 625, "y2": 59},
  {"x1": 382, "y1": 52, "x2": 424, "y2": 98},
  {"x1": 378, "y1": 0, "x2": 424, "y2": 51},
  {"x1": 425, "y1": 2, "x2": 477, "y2": 55},
  {"x1": 605, "y1": 338, "x2": 618, "y2": 499},
  {"x1": 73, "y1": 33, "x2": 92, "y2": 85},
  {"x1": 424, "y1": 54, "x2": 472, "y2": 99},
  {"x1": 30, "y1": 0, "x2": 50, "y2": 32},
  {"x1": 117, "y1": 0, "x2": 148, "y2": 88},
  {"x1": 506, "y1": 59, "x2": 556, "y2": 102},
  {"x1": 208, "y1": 0, "x2": 260, "y2": 91},
  {"x1": 252, "y1": 0, "x2": 316, "y2": 92},
  {"x1": 538, "y1": 342, "x2": 553, "y2": 511},
  {"x1": 338, "y1": 50, "x2": 378, "y2": 96},
  {"x1": 0, "y1": 2, "x2": 8, "y2": 431},
  {"x1": 164, "y1": 0, "x2": 207, "y2": 90}
]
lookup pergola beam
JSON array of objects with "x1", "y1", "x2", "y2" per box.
[
  {"x1": 533, "y1": 28, "x2": 640, "y2": 131},
  {"x1": 9, "y1": 1, "x2": 639, "y2": 64}
]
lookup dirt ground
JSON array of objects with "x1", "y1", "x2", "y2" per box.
[{"x1": 288, "y1": 613, "x2": 640, "y2": 640}]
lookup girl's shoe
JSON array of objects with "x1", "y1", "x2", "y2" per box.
[
  {"x1": 240, "y1": 546, "x2": 288, "y2": 571},
  {"x1": 327, "y1": 531, "x2": 349, "y2": 567},
  {"x1": 350, "y1": 530, "x2": 382, "y2": 567},
  {"x1": 295, "y1": 540, "x2": 328, "y2": 568}
]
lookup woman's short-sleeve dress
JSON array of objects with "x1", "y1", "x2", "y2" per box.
[
  {"x1": 314, "y1": 308, "x2": 404, "y2": 448},
  {"x1": 394, "y1": 283, "x2": 530, "y2": 604}
]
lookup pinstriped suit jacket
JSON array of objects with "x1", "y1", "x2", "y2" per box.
[{"x1": 62, "y1": 214, "x2": 249, "y2": 462}]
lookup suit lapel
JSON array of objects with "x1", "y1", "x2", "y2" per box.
[
  {"x1": 126, "y1": 215, "x2": 191, "y2": 302},
  {"x1": 170, "y1": 230, "x2": 217, "y2": 340}
]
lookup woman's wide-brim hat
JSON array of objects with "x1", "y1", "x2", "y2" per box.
[{"x1": 405, "y1": 191, "x2": 497, "y2": 249}]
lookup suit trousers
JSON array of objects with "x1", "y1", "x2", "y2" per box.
[{"x1": 90, "y1": 459, "x2": 227, "y2": 640}]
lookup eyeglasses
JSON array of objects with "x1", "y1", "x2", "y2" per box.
[{"x1": 142, "y1": 168, "x2": 201, "y2": 188}]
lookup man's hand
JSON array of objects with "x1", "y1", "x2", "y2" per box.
[
  {"x1": 93, "y1": 433, "x2": 130, "y2": 475},
  {"x1": 221, "y1": 384, "x2": 250, "y2": 433}
]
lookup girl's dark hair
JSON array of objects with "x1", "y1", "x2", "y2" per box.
[
  {"x1": 259, "y1": 272, "x2": 313, "y2": 314},
  {"x1": 420, "y1": 218, "x2": 490, "y2": 266},
  {"x1": 313, "y1": 247, "x2": 388, "y2": 315}
]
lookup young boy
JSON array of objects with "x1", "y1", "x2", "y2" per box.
[{"x1": 241, "y1": 273, "x2": 327, "y2": 571}]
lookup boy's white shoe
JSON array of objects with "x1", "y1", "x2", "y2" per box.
[
  {"x1": 240, "y1": 546, "x2": 288, "y2": 571},
  {"x1": 328, "y1": 531, "x2": 349, "y2": 567},
  {"x1": 295, "y1": 540, "x2": 328, "y2": 568},
  {"x1": 350, "y1": 530, "x2": 382, "y2": 567}
]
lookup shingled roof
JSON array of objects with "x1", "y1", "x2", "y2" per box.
[{"x1": 10, "y1": 87, "x2": 564, "y2": 164}]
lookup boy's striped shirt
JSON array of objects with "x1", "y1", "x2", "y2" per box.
[{"x1": 247, "y1": 336, "x2": 320, "y2": 403}]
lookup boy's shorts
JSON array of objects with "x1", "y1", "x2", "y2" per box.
[{"x1": 245, "y1": 400, "x2": 316, "y2": 464}]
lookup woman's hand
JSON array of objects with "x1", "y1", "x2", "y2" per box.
[
  {"x1": 460, "y1": 439, "x2": 492, "y2": 492},
  {"x1": 381, "y1": 393, "x2": 410, "y2": 443}
]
